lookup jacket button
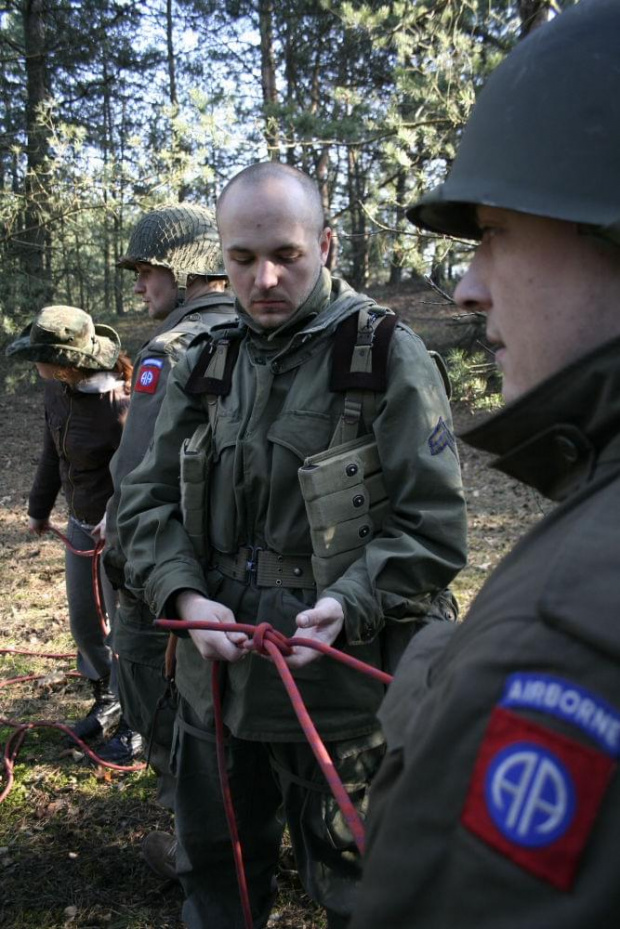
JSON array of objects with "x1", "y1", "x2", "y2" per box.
[
  {"x1": 271, "y1": 361, "x2": 280, "y2": 373},
  {"x1": 346, "y1": 463, "x2": 358, "y2": 477},
  {"x1": 352, "y1": 494, "x2": 365, "y2": 508}
]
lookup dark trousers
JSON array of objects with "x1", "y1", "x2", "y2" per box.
[
  {"x1": 172, "y1": 697, "x2": 385, "y2": 929},
  {"x1": 113, "y1": 588, "x2": 177, "y2": 810},
  {"x1": 65, "y1": 518, "x2": 116, "y2": 683}
]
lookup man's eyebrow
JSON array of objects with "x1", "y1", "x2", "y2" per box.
[{"x1": 226, "y1": 243, "x2": 305, "y2": 253}]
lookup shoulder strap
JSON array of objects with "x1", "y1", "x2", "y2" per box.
[
  {"x1": 329, "y1": 307, "x2": 397, "y2": 447},
  {"x1": 184, "y1": 328, "x2": 243, "y2": 398}
]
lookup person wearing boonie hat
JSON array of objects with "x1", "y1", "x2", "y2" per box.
[{"x1": 7, "y1": 305, "x2": 133, "y2": 743}]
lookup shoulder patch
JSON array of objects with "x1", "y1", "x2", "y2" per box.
[
  {"x1": 500, "y1": 672, "x2": 620, "y2": 757},
  {"x1": 134, "y1": 358, "x2": 164, "y2": 394},
  {"x1": 428, "y1": 417, "x2": 456, "y2": 456},
  {"x1": 461, "y1": 706, "x2": 615, "y2": 890}
]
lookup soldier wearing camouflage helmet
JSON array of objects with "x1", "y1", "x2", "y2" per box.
[
  {"x1": 117, "y1": 203, "x2": 227, "y2": 318},
  {"x1": 351, "y1": 2, "x2": 620, "y2": 927},
  {"x1": 98, "y1": 205, "x2": 235, "y2": 871}
]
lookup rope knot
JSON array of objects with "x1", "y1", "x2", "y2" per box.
[{"x1": 252, "y1": 623, "x2": 292, "y2": 657}]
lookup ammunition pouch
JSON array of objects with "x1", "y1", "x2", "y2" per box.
[
  {"x1": 180, "y1": 422, "x2": 213, "y2": 562},
  {"x1": 298, "y1": 434, "x2": 390, "y2": 594}
]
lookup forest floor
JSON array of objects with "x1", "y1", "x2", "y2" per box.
[{"x1": 0, "y1": 282, "x2": 550, "y2": 928}]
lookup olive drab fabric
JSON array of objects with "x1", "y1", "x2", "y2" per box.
[
  {"x1": 104, "y1": 289, "x2": 236, "y2": 584},
  {"x1": 104, "y1": 289, "x2": 235, "y2": 612},
  {"x1": 117, "y1": 204, "x2": 226, "y2": 285},
  {"x1": 351, "y1": 336, "x2": 620, "y2": 929},
  {"x1": 7, "y1": 305, "x2": 120, "y2": 370},
  {"x1": 407, "y1": 0, "x2": 620, "y2": 243},
  {"x1": 117, "y1": 268, "x2": 467, "y2": 740},
  {"x1": 103, "y1": 289, "x2": 235, "y2": 793}
]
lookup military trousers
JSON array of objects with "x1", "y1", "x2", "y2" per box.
[
  {"x1": 172, "y1": 696, "x2": 386, "y2": 929},
  {"x1": 113, "y1": 588, "x2": 177, "y2": 810}
]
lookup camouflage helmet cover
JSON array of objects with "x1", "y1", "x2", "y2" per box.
[
  {"x1": 6, "y1": 305, "x2": 121, "y2": 370},
  {"x1": 407, "y1": 0, "x2": 620, "y2": 242},
  {"x1": 118, "y1": 204, "x2": 226, "y2": 283}
]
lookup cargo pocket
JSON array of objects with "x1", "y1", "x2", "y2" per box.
[{"x1": 320, "y1": 730, "x2": 386, "y2": 851}]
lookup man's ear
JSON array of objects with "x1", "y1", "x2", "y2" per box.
[{"x1": 319, "y1": 227, "x2": 332, "y2": 266}]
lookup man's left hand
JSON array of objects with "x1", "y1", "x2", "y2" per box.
[{"x1": 286, "y1": 597, "x2": 345, "y2": 669}]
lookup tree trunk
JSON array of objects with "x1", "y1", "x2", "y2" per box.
[
  {"x1": 258, "y1": 0, "x2": 279, "y2": 159},
  {"x1": 347, "y1": 147, "x2": 368, "y2": 290},
  {"x1": 518, "y1": 0, "x2": 552, "y2": 37},
  {"x1": 22, "y1": 0, "x2": 53, "y2": 308}
]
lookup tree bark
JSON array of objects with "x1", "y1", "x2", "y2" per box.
[
  {"x1": 22, "y1": 0, "x2": 53, "y2": 307},
  {"x1": 258, "y1": 0, "x2": 279, "y2": 159}
]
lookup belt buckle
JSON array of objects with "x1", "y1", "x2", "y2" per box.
[{"x1": 245, "y1": 545, "x2": 263, "y2": 586}]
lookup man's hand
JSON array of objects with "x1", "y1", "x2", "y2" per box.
[
  {"x1": 286, "y1": 597, "x2": 345, "y2": 669},
  {"x1": 28, "y1": 516, "x2": 51, "y2": 535},
  {"x1": 91, "y1": 514, "x2": 106, "y2": 544},
  {"x1": 177, "y1": 590, "x2": 249, "y2": 663}
]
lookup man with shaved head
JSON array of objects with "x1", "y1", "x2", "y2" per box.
[{"x1": 118, "y1": 162, "x2": 467, "y2": 928}]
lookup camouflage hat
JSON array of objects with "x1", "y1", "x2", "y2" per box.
[
  {"x1": 406, "y1": 0, "x2": 620, "y2": 242},
  {"x1": 6, "y1": 306, "x2": 121, "y2": 370},
  {"x1": 117, "y1": 204, "x2": 225, "y2": 286}
]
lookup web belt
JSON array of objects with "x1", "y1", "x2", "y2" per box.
[{"x1": 210, "y1": 547, "x2": 316, "y2": 590}]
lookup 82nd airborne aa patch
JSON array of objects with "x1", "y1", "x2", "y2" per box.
[
  {"x1": 134, "y1": 357, "x2": 164, "y2": 394},
  {"x1": 461, "y1": 704, "x2": 615, "y2": 889}
]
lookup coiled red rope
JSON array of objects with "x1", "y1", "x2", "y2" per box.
[{"x1": 156, "y1": 617, "x2": 393, "y2": 929}]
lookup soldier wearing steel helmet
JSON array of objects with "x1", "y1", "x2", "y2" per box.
[
  {"x1": 100, "y1": 204, "x2": 235, "y2": 876},
  {"x1": 351, "y1": 2, "x2": 620, "y2": 927}
]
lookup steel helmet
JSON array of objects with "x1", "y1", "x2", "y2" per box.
[
  {"x1": 118, "y1": 204, "x2": 226, "y2": 287},
  {"x1": 407, "y1": 0, "x2": 620, "y2": 243}
]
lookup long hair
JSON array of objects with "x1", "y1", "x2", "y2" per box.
[{"x1": 52, "y1": 351, "x2": 134, "y2": 394}]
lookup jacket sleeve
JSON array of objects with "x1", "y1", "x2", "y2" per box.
[
  {"x1": 105, "y1": 352, "x2": 175, "y2": 577},
  {"x1": 323, "y1": 326, "x2": 468, "y2": 644},
  {"x1": 28, "y1": 411, "x2": 61, "y2": 520},
  {"x1": 116, "y1": 348, "x2": 210, "y2": 617}
]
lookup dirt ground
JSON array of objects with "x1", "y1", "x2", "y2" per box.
[{"x1": 0, "y1": 290, "x2": 548, "y2": 928}]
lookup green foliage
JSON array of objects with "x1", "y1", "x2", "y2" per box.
[
  {"x1": 447, "y1": 347, "x2": 503, "y2": 411},
  {"x1": 0, "y1": 0, "x2": 574, "y2": 315}
]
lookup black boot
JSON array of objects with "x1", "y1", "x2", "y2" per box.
[
  {"x1": 96, "y1": 717, "x2": 144, "y2": 764},
  {"x1": 69, "y1": 677, "x2": 121, "y2": 742}
]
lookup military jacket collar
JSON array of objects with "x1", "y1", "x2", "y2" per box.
[
  {"x1": 153, "y1": 289, "x2": 234, "y2": 338},
  {"x1": 234, "y1": 270, "x2": 382, "y2": 375},
  {"x1": 461, "y1": 335, "x2": 620, "y2": 501}
]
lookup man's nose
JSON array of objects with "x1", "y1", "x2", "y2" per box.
[
  {"x1": 454, "y1": 251, "x2": 491, "y2": 313},
  {"x1": 255, "y1": 259, "x2": 278, "y2": 290},
  {"x1": 134, "y1": 276, "x2": 145, "y2": 294}
]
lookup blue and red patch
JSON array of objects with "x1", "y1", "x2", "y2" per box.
[
  {"x1": 134, "y1": 357, "x2": 164, "y2": 394},
  {"x1": 461, "y1": 676, "x2": 618, "y2": 890}
]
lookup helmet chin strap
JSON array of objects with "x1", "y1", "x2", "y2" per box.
[{"x1": 175, "y1": 270, "x2": 188, "y2": 306}]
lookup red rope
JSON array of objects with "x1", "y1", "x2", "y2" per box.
[
  {"x1": 0, "y1": 528, "x2": 142, "y2": 803},
  {"x1": 47, "y1": 526, "x2": 108, "y2": 637},
  {"x1": 156, "y1": 617, "x2": 393, "y2": 929},
  {"x1": 211, "y1": 663, "x2": 254, "y2": 929}
]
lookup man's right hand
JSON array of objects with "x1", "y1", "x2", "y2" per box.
[{"x1": 176, "y1": 590, "x2": 249, "y2": 663}]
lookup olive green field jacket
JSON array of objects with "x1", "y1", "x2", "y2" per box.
[{"x1": 118, "y1": 271, "x2": 467, "y2": 740}]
